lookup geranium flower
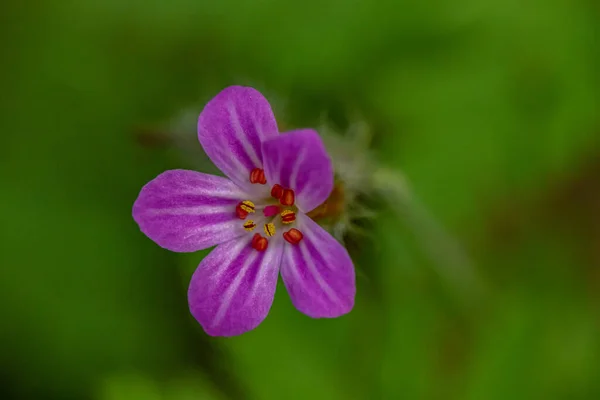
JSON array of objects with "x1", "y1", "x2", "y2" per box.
[{"x1": 132, "y1": 86, "x2": 356, "y2": 336}]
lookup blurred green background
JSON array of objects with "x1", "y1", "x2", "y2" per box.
[{"x1": 1, "y1": 0, "x2": 598, "y2": 399}]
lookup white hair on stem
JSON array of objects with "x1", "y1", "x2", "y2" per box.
[{"x1": 318, "y1": 116, "x2": 485, "y2": 302}]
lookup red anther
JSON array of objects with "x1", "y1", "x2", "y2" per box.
[
  {"x1": 235, "y1": 200, "x2": 255, "y2": 219},
  {"x1": 250, "y1": 168, "x2": 267, "y2": 184},
  {"x1": 251, "y1": 233, "x2": 261, "y2": 247},
  {"x1": 279, "y1": 189, "x2": 295, "y2": 206},
  {"x1": 263, "y1": 205, "x2": 280, "y2": 217},
  {"x1": 235, "y1": 204, "x2": 248, "y2": 219},
  {"x1": 251, "y1": 233, "x2": 268, "y2": 252},
  {"x1": 270, "y1": 184, "x2": 284, "y2": 199},
  {"x1": 283, "y1": 228, "x2": 303, "y2": 245},
  {"x1": 258, "y1": 171, "x2": 267, "y2": 184}
]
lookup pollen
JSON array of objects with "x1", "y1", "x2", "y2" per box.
[
  {"x1": 241, "y1": 200, "x2": 255, "y2": 212},
  {"x1": 283, "y1": 228, "x2": 303, "y2": 245},
  {"x1": 264, "y1": 223, "x2": 276, "y2": 237},
  {"x1": 235, "y1": 200, "x2": 256, "y2": 219},
  {"x1": 243, "y1": 220, "x2": 256, "y2": 232},
  {"x1": 239, "y1": 200, "x2": 255, "y2": 213},
  {"x1": 250, "y1": 168, "x2": 267, "y2": 184},
  {"x1": 264, "y1": 222, "x2": 275, "y2": 237},
  {"x1": 251, "y1": 233, "x2": 268, "y2": 252},
  {"x1": 280, "y1": 210, "x2": 296, "y2": 224},
  {"x1": 280, "y1": 189, "x2": 295, "y2": 206}
]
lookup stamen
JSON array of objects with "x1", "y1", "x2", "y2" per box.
[
  {"x1": 235, "y1": 200, "x2": 255, "y2": 219},
  {"x1": 264, "y1": 223, "x2": 276, "y2": 237},
  {"x1": 263, "y1": 205, "x2": 280, "y2": 217},
  {"x1": 235, "y1": 209, "x2": 247, "y2": 219},
  {"x1": 240, "y1": 200, "x2": 255, "y2": 213},
  {"x1": 250, "y1": 168, "x2": 267, "y2": 185},
  {"x1": 251, "y1": 233, "x2": 268, "y2": 252},
  {"x1": 270, "y1": 184, "x2": 284, "y2": 199},
  {"x1": 280, "y1": 210, "x2": 296, "y2": 224},
  {"x1": 243, "y1": 220, "x2": 256, "y2": 232},
  {"x1": 283, "y1": 228, "x2": 303, "y2": 245},
  {"x1": 280, "y1": 189, "x2": 295, "y2": 206}
]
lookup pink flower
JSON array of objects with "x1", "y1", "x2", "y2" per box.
[{"x1": 133, "y1": 86, "x2": 355, "y2": 336}]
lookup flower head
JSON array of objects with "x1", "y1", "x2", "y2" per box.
[{"x1": 133, "y1": 86, "x2": 356, "y2": 336}]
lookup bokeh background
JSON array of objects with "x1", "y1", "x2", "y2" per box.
[{"x1": 1, "y1": 0, "x2": 598, "y2": 399}]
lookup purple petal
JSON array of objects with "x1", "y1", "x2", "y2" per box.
[
  {"x1": 261, "y1": 129, "x2": 333, "y2": 213},
  {"x1": 198, "y1": 86, "x2": 279, "y2": 190},
  {"x1": 133, "y1": 170, "x2": 249, "y2": 252},
  {"x1": 188, "y1": 236, "x2": 284, "y2": 336},
  {"x1": 280, "y1": 214, "x2": 355, "y2": 318}
]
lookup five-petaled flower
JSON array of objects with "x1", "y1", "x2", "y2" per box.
[{"x1": 132, "y1": 86, "x2": 356, "y2": 336}]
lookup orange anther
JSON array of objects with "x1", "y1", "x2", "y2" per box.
[
  {"x1": 251, "y1": 233, "x2": 268, "y2": 252},
  {"x1": 271, "y1": 184, "x2": 284, "y2": 199},
  {"x1": 250, "y1": 168, "x2": 267, "y2": 184},
  {"x1": 283, "y1": 228, "x2": 303, "y2": 245},
  {"x1": 236, "y1": 205, "x2": 248, "y2": 219},
  {"x1": 280, "y1": 189, "x2": 295, "y2": 206},
  {"x1": 235, "y1": 200, "x2": 255, "y2": 219}
]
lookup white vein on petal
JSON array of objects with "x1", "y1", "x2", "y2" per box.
[
  {"x1": 212, "y1": 239, "x2": 249, "y2": 284},
  {"x1": 296, "y1": 183, "x2": 321, "y2": 212},
  {"x1": 148, "y1": 205, "x2": 235, "y2": 216},
  {"x1": 265, "y1": 146, "x2": 282, "y2": 185},
  {"x1": 182, "y1": 220, "x2": 243, "y2": 241},
  {"x1": 289, "y1": 145, "x2": 308, "y2": 191},
  {"x1": 282, "y1": 244, "x2": 333, "y2": 312},
  {"x1": 213, "y1": 147, "x2": 249, "y2": 184},
  {"x1": 302, "y1": 223, "x2": 336, "y2": 271},
  {"x1": 181, "y1": 186, "x2": 248, "y2": 199},
  {"x1": 227, "y1": 101, "x2": 262, "y2": 169},
  {"x1": 298, "y1": 237, "x2": 341, "y2": 306},
  {"x1": 248, "y1": 236, "x2": 282, "y2": 302},
  {"x1": 212, "y1": 249, "x2": 259, "y2": 328},
  {"x1": 283, "y1": 249, "x2": 302, "y2": 283}
]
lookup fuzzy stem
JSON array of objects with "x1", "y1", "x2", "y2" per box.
[{"x1": 372, "y1": 167, "x2": 486, "y2": 303}]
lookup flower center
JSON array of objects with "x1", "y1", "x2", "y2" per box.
[{"x1": 235, "y1": 168, "x2": 304, "y2": 251}]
